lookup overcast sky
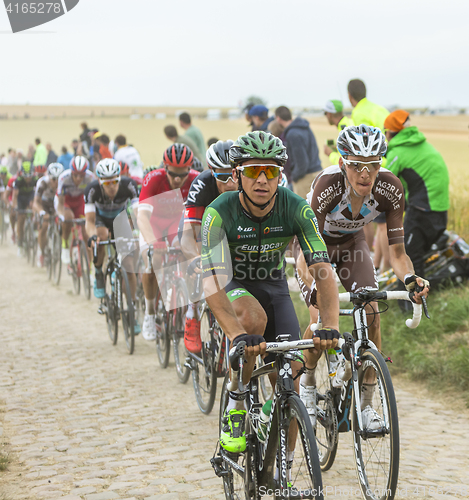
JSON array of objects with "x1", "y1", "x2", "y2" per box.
[{"x1": 1, "y1": 0, "x2": 468, "y2": 109}]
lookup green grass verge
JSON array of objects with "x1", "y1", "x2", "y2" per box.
[
  {"x1": 0, "y1": 452, "x2": 10, "y2": 472},
  {"x1": 291, "y1": 281, "x2": 469, "y2": 405}
]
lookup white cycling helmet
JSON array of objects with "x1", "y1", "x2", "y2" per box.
[
  {"x1": 337, "y1": 125, "x2": 387, "y2": 158},
  {"x1": 96, "y1": 158, "x2": 121, "y2": 179},
  {"x1": 206, "y1": 140, "x2": 234, "y2": 169},
  {"x1": 47, "y1": 162, "x2": 64, "y2": 179},
  {"x1": 70, "y1": 155, "x2": 90, "y2": 172}
]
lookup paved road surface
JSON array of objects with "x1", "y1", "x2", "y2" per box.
[{"x1": 0, "y1": 242, "x2": 468, "y2": 499}]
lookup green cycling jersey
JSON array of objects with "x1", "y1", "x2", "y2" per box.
[{"x1": 201, "y1": 187, "x2": 329, "y2": 282}]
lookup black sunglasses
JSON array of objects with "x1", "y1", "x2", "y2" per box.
[{"x1": 165, "y1": 167, "x2": 189, "y2": 178}]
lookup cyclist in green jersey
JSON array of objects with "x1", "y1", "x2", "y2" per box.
[{"x1": 200, "y1": 131, "x2": 340, "y2": 454}]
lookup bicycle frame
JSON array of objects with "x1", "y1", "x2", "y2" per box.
[
  {"x1": 219, "y1": 337, "x2": 321, "y2": 495},
  {"x1": 314, "y1": 290, "x2": 422, "y2": 434}
]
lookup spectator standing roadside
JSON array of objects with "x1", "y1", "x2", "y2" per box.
[
  {"x1": 249, "y1": 105, "x2": 274, "y2": 131},
  {"x1": 7, "y1": 149, "x2": 18, "y2": 175},
  {"x1": 274, "y1": 105, "x2": 322, "y2": 198},
  {"x1": 348, "y1": 79, "x2": 389, "y2": 131},
  {"x1": 58, "y1": 146, "x2": 73, "y2": 170},
  {"x1": 33, "y1": 138, "x2": 47, "y2": 167},
  {"x1": 113, "y1": 134, "x2": 144, "y2": 180},
  {"x1": 163, "y1": 125, "x2": 205, "y2": 168},
  {"x1": 179, "y1": 112, "x2": 206, "y2": 157},
  {"x1": 71, "y1": 139, "x2": 79, "y2": 155},
  {"x1": 46, "y1": 143, "x2": 58, "y2": 166},
  {"x1": 323, "y1": 100, "x2": 353, "y2": 165},
  {"x1": 80, "y1": 122, "x2": 92, "y2": 149},
  {"x1": 384, "y1": 110, "x2": 450, "y2": 280}
]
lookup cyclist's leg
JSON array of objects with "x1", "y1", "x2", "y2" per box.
[
  {"x1": 38, "y1": 214, "x2": 49, "y2": 253},
  {"x1": 218, "y1": 283, "x2": 266, "y2": 453},
  {"x1": 16, "y1": 195, "x2": 31, "y2": 246},
  {"x1": 93, "y1": 226, "x2": 109, "y2": 298}
]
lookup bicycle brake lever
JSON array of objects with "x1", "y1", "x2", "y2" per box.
[{"x1": 421, "y1": 296, "x2": 430, "y2": 319}]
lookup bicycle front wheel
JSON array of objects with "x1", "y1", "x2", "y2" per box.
[
  {"x1": 352, "y1": 349, "x2": 399, "y2": 500},
  {"x1": 192, "y1": 307, "x2": 217, "y2": 414},
  {"x1": 80, "y1": 240, "x2": 91, "y2": 300},
  {"x1": 172, "y1": 279, "x2": 190, "y2": 383},
  {"x1": 277, "y1": 394, "x2": 323, "y2": 500},
  {"x1": 71, "y1": 240, "x2": 80, "y2": 295},
  {"x1": 315, "y1": 352, "x2": 338, "y2": 471},
  {"x1": 104, "y1": 268, "x2": 118, "y2": 345},
  {"x1": 120, "y1": 267, "x2": 135, "y2": 355}
]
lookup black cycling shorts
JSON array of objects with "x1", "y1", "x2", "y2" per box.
[
  {"x1": 225, "y1": 276, "x2": 300, "y2": 363},
  {"x1": 18, "y1": 192, "x2": 34, "y2": 211}
]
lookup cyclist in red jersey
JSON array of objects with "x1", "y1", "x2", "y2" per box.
[
  {"x1": 57, "y1": 155, "x2": 95, "y2": 263},
  {"x1": 138, "y1": 144, "x2": 199, "y2": 340}
]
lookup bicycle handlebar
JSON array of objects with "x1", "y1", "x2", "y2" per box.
[
  {"x1": 336, "y1": 290, "x2": 422, "y2": 329},
  {"x1": 227, "y1": 338, "x2": 318, "y2": 392}
]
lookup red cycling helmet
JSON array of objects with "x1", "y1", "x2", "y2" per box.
[
  {"x1": 118, "y1": 161, "x2": 130, "y2": 176},
  {"x1": 70, "y1": 155, "x2": 89, "y2": 173},
  {"x1": 34, "y1": 165, "x2": 47, "y2": 175},
  {"x1": 163, "y1": 143, "x2": 193, "y2": 168}
]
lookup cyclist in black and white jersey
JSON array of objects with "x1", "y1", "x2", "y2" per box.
[
  {"x1": 84, "y1": 160, "x2": 140, "y2": 335},
  {"x1": 33, "y1": 163, "x2": 64, "y2": 267},
  {"x1": 180, "y1": 140, "x2": 238, "y2": 352}
]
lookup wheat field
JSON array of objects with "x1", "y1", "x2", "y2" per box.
[{"x1": 0, "y1": 108, "x2": 467, "y2": 239}]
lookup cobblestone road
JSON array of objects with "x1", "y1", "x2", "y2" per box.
[{"x1": 1, "y1": 242, "x2": 468, "y2": 500}]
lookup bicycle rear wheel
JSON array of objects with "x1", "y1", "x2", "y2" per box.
[
  {"x1": 276, "y1": 394, "x2": 323, "y2": 499},
  {"x1": 0, "y1": 207, "x2": 6, "y2": 244},
  {"x1": 104, "y1": 267, "x2": 118, "y2": 345},
  {"x1": 192, "y1": 307, "x2": 217, "y2": 414},
  {"x1": 52, "y1": 228, "x2": 62, "y2": 285},
  {"x1": 120, "y1": 267, "x2": 135, "y2": 355},
  {"x1": 173, "y1": 279, "x2": 190, "y2": 383},
  {"x1": 156, "y1": 295, "x2": 170, "y2": 368},
  {"x1": 352, "y1": 349, "x2": 399, "y2": 500},
  {"x1": 315, "y1": 352, "x2": 338, "y2": 471},
  {"x1": 80, "y1": 241, "x2": 91, "y2": 300},
  {"x1": 71, "y1": 240, "x2": 80, "y2": 295}
]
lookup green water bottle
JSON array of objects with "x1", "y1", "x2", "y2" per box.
[{"x1": 258, "y1": 400, "x2": 272, "y2": 443}]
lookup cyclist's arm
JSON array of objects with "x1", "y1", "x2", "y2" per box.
[
  {"x1": 294, "y1": 200, "x2": 339, "y2": 331},
  {"x1": 136, "y1": 206, "x2": 155, "y2": 246},
  {"x1": 181, "y1": 221, "x2": 201, "y2": 261},
  {"x1": 32, "y1": 195, "x2": 43, "y2": 214},
  {"x1": 309, "y1": 262, "x2": 339, "y2": 331},
  {"x1": 57, "y1": 194, "x2": 65, "y2": 218},
  {"x1": 84, "y1": 204, "x2": 97, "y2": 242}
]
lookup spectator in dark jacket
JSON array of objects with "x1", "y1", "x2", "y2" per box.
[
  {"x1": 275, "y1": 106, "x2": 322, "y2": 198},
  {"x1": 46, "y1": 143, "x2": 58, "y2": 166},
  {"x1": 249, "y1": 105, "x2": 274, "y2": 131}
]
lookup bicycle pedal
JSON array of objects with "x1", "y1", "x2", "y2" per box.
[
  {"x1": 97, "y1": 305, "x2": 105, "y2": 315},
  {"x1": 184, "y1": 361, "x2": 193, "y2": 371},
  {"x1": 210, "y1": 456, "x2": 229, "y2": 478}
]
